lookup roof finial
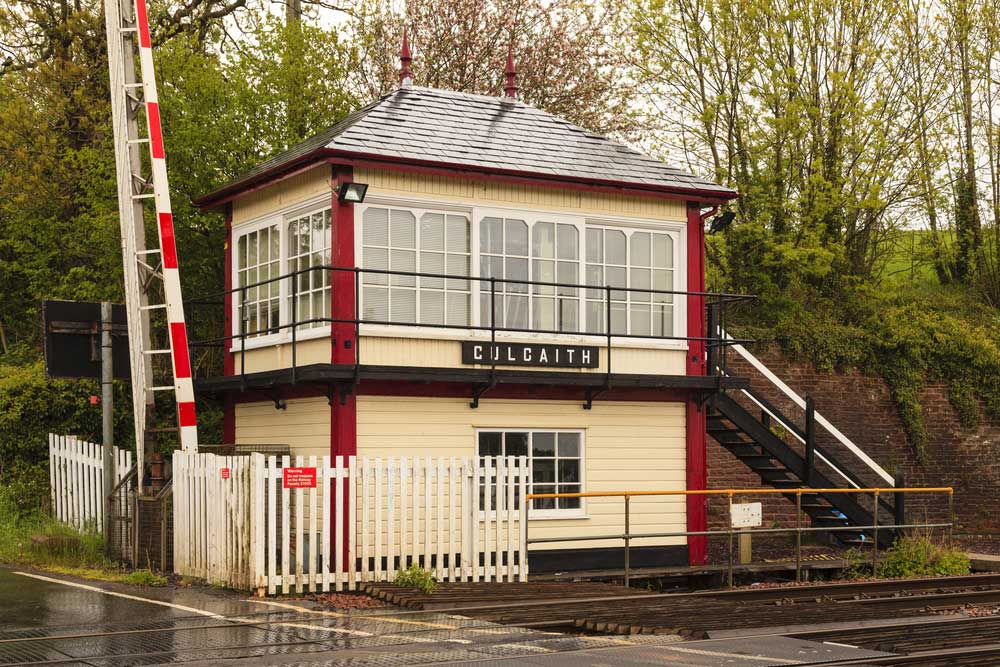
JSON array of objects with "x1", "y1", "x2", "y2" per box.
[
  {"x1": 504, "y1": 46, "x2": 518, "y2": 99},
  {"x1": 399, "y1": 28, "x2": 413, "y2": 87}
]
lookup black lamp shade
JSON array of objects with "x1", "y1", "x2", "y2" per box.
[{"x1": 338, "y1": 182, "x2": 369, "y2": 203}]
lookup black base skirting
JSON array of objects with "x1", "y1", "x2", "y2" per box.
[{"x1": 528, "y1": 545, "x2": 688, "y2": 573}]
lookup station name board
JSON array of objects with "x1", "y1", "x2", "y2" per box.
[{"x1": 461, "y1": 342, "x2": 599, "y2": 369}]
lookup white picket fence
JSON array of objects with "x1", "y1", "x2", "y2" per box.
[
  {"x1": 172, "y1": 452, "x2": 529, "y2": 595},
  {"x1": 48, "y1": 434, "x2": 133, "y2": 532}
]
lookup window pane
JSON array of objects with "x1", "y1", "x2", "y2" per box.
[
  {"x1": 533, "y1": 297, "x2": 555, "y2": 331},
  {"x1": 270, "y1": 225, "x2": 280, "y2": 261},
  {"x1": 481, "y1": 217, "x2": 503, "y2": 254},
  {"x1": 363, "y1": 207, "x2": 389, "y2": 245},
  {"x1": 557, "y1": 460, "x2": 580, "y2": 484},
  {"x1": 558, "y1": 492, "x2": 581, "y2": 510},
  {"x1": 479, "y1": 432, "x2": 502, "y2": 456},
  {"x1": 605, "y1": 230, "x2": 626, "y2": 264},
  {"x1": 559, "y1": 298, "x2": 579, "y2": 332},
  {"x1": 420, "y1": 290, "x2": 445, "y2": 325},
  {"x1": 557, "y1": 224, "x2": 578, "y2": 260},
  {"x1": 390, "y1": 289, "x2": 416, "y2": 323},
  {"x1": 652, "y1": 233, "x2": 673, "y2": 268},
  {"x1": 238, "y1": 235, "x2": 247, "y2": 270},
  {"x1": 586, "y1": 227, "x2": 602, "y2": 263},
  {"x1": 390, "y1": 209, "x2": 416, "y2": 247},
  {"x1": 446, "y1": 253, "x2": 469, "y2": 290},
  {"x1": 557, "y1": 433, "x2": 580, "y2": 457},
  {"x1": 611, "y1": 301, "x2": 627, "y2": 334},
  {"x1": 363, "y1": 248, "x2": 389, "y2": 285},
  {"x1": 631, "y1": 304, "x2": 651, "y2": 336},
  {"x1": 505, "y1": 219, "x2": 528, "y2": 255},
  {"x1": 533, "y1": 259, "x2": 555, "y2": 295},
  {"x1": 420, "y1": 251, "x2": 445, "y2": 289},
  {"x1": 533, "y1": 222, "x2": 555, "y2": 259},
  {"x1": 420, "y1": 213, "x2": 445, "y2": 251},
  {"x1": 652, "y1": 269, "x2": 671, "y2": 302},
  {"x1": 532, "y1": 432, "x2": 555, "y2": 456},
  {"x1": 446, "y1": 215, "x2": 469, "y2": 252},
  {"x1": 446, "y1": 292, "x2": 469, "y2": 326},
  {"x1": 363, "y1": 287, "x2": 388, "y2": 321},
  {"x1": 532, "y1": 488, "x2": 555, "y2": 510},
  {"x1": 390, "y1": 249, "x2": 416, "y2": 286},
  {"x1": 586, "y1": 300, "x2": 604, "y2": 334},
  {"x1": 631, "y1": 232, "x2": 651, "y2": 266},
  {"x1": 483, "y1": 255, "x2": 504, "y2": 280},
  {"x1": 532, "y1": 459, "x2": 555, "y2": 483},
  {"x1": 506, "y1": 258, "x2": 529, "y2": 292},
  {"x1": 585, "y1": 264, "x2": 603, "y2": 298},
  {"x1": 631, "y1": 268, "x2": 651, "y2": 301},
  {"x1": 557, "y1": 261, "x2": 578, "y2": 296},
  {"x1": 506, "y1": 432, "x2": 529, "y2": 457},
  {"x1": 505, "y1": 295, "x2": 528, "y2": 329}
]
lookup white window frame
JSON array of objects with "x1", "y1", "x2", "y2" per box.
[
  {"x1": 584, "y1": 222, "x2": 684, "y2": 340},
  {"x1": 355, "y1": 200, "x2": 473, "y2": 330},
  {"x1": 475, "y1": 427, "x2": 587, "y2": 520},
  {"x1": 230, "y1": 195, "x2": 334, "y2": 351},
  {"x1": 232, "y1": 195, "x2": 689, "y2": 352},
  {"x1": 359, "y1": 200, "x2": 688, "y2": 351}
]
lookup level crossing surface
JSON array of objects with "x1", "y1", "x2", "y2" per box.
[{"x1": 0, "y1": 568, "x2": 898, "y2": 667}]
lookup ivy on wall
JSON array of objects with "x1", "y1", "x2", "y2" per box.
[{"x1": 738, "y1": 300, "x2": 1000, "y2": 464}]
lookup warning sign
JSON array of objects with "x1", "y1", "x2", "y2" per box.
[
  {"x1": 283, "y1": 467, "x2": 317, "y2": 489},
  {"x1": 220, "y1": 468, "x2": 230, "y2": 480}
]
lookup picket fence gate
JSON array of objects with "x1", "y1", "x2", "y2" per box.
[
  {"x1": 172, "y1": 452, "x2": 529, "y2": 595},
  {"x1": 48, "y1": 434, "x2": 133, "y2": 532}
]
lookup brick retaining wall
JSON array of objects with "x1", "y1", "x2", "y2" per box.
[{"x1": 707, "y1": 345, "x2": 1000, "y2": 535}]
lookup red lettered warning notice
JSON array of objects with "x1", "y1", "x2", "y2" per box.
[
  {"x1": 283, "y1": 467, "x2": 317, "y2": 489},
  {"x1": 220, "y1": 468, "x2": 230, "y2": 480}
]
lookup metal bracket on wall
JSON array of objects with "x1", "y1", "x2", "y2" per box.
[
  {"x1": 583, "y1": 386, "x2": 609, "y2": 410},
  {"x1": 338, "y1": 381, "x2": 354, "y2": 406},
  {"x1": 260, "y1": 388, "x2": 287, "y2": 411},
  {"x1": 470, "y1": 381, "x2": 495, "y2": 409}
]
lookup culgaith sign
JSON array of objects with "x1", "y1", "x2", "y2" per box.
[{"x1": 461, "y1": 342, "x2": 599, "y2": 369}]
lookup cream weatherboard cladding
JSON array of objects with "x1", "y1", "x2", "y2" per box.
[
  {"x1": 229, "y1": 166, "x2": 692, "y2": 376},
  {"x1": 235, "y1": 397, "x2": 688, "y2": 552}
]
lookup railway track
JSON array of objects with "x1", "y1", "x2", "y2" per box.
[{"x1": 375, "y1": 574, "x2": 1000, "y2": 637}]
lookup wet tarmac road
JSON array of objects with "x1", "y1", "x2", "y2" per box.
[{"x1": 0, "y1": 568, "x2": 893, "y2": 666}]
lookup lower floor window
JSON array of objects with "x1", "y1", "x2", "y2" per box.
[{"x1": 477, "y1": 429, "x2": 583, "y2": 512}]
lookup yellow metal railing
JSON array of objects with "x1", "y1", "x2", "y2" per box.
[{"x1": 522, "y1": 487, "x2": 954, "y2": 586}]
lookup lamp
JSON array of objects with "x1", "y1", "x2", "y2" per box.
[
  {"x1": 707, "y1": 210, "x2": 736, "y2": 235},
  {"x1": 337, "y1": 182, "x2": 369, "y2": 203}
]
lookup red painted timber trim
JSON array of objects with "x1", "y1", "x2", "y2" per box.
[
  {"x1": 194, "y1": 149, "x2": 738, "y2": 210},
  {"x1": 685, "y1": 201, "x2": 708, "y2": 566},
  {"x1": 223, "y1": 203, "x2": 235, "y2": 445},
  {"x1": 330, "y1": 165, "x2": 357, "y2": 570},
  {"x1": 230, "y1": 381, "x2": 694, "y2": 405}
]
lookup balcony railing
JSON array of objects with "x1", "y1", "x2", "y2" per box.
[{"x1": 187, "y1": 265, "x2": 755, "y2": 387}]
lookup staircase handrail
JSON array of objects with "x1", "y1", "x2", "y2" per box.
[{"x1": 721, "y1": 331, "x2": 895, "y2": 487}]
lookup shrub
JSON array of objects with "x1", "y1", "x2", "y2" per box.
[
  {"x1": 123, "y1": 570, "x2": 169, "y2": 587},
  {"x1": 393, "y1": 564, "x2": 436, "y2": 594},
  {"x1": 875, "y1": 536, "x2": 970, "y2": 578}
]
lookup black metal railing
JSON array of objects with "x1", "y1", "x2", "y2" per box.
[{"x1": 187, "y1": 265, "x2": 755, "y2": 388}]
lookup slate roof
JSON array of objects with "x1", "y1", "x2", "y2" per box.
[{"x1": 196, "y1": 86, "x2": 736, "y2": 205}]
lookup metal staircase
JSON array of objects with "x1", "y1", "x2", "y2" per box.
[{"x1": 708, "y1": 322, "x2": 899, "y2": 549}]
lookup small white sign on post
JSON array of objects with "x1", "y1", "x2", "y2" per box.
[{"x1": 731, "y1": 502, "x2": 763, "y2": 528}]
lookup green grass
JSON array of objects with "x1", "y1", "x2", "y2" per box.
[{"x1": 0, "y1": 487, "x2": 167, "y2": 586}]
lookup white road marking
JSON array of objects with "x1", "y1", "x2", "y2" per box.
[
  {"x1": 14, "y1": 572, "x2": 225, "y2": 618},
  {"x1": 663, "y1": 644, "x2": 801, "y2": 663}
]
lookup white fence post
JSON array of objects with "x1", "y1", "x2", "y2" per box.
[{"x1": 168, "y1": 454, "x2": 528, "y2": 594}]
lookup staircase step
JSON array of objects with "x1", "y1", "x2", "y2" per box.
[
  {"x1": 736, "y1": 455, "x2": 776, "y2": 467},
  {"x1": 727, "y1": 445, "x2": 766, "y2": 458},
  {"x1": 711, "y1": 431, "x2": 754, "y2": 445}
]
